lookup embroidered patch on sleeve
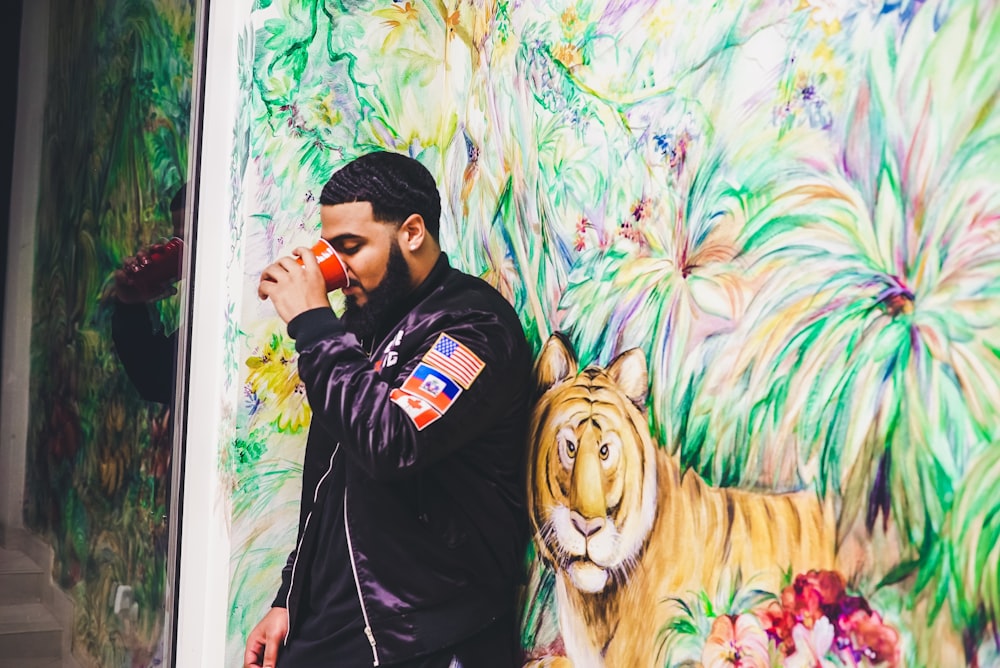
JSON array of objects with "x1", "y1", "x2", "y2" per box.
[
  {"x1": 390, "y1": 388, "x2": 442, "y2": 431},
  {"x1": 422, "y1": 333, "x2": 485, "y2": 389},
  {"x1": 401, "y1": 363, "x2": 463, "y2": 413}
]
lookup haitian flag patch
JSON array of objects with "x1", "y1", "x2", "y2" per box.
[
  {"x1": 390, "y1": 388, "x2": 441, "y2": 431},
  {"x1": 401, "y1": 363, "x2": 462, "y2": 414}
]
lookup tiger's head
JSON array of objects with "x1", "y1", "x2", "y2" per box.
[{"x1": 527, "y1": 334, "x2": 658, "y2": 594}]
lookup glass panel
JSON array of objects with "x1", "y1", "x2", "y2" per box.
[{"x1": 16, "y1": 1, "x2": 205, "y2": 665}]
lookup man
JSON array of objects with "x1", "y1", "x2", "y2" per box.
[
  {"x1": 111, "y1": 184, "x2": 186, "y2": 404},
  {"x1": 246, "y1": 152, "x2": 532, "y2": 667}
]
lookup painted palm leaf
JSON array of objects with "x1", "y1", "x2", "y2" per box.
[
  {"x1": 681, "y1": 0, "x2": 1000, "y2": 617},
  {"x1": 557, "y1": 81, "x2": 822, "y2": 473},
  {"x1": 945, "y1": 444, "x2": 1000, "y2": 654}
]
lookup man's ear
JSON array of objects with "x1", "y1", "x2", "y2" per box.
[{"x1": 398, "y1": 213, "x2": 427, "y2": 252}]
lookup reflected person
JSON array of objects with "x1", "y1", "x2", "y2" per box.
[
  {"x1": 246, "y1": 152, "x2": 532, "y2": 667},
  {"x1": 111, "y1": 185, "x2": 186, "y2": 404}
]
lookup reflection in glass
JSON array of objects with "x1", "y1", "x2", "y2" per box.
[{"x1": 22, "y1": 1, "x2": 196, "y2": 665}]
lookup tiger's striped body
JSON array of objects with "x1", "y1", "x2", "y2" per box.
[{"x1": 527, "y1": 335, "x2": 837, "y2": 667}]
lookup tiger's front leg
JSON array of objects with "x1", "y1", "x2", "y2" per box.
[{"x1": 522, "y1": 658, "x2": 573, "y2": 668}]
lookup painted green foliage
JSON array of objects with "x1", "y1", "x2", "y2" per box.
[
  {"x1": 25, "y1": 0, "x2": 194, "y2": 666},
  {"x1": 230, "y1": 1, "x2": 1000, "y2": 666}
]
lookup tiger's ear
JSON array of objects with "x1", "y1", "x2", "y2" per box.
[
  {"x1": 606, "y1": 348, "x2": 648, "y2": 407},
  {"x1": 534, "y1": 332, "x2": 578, "y2": 394}
]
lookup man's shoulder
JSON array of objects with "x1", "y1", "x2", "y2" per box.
[
  {"x1": 411, "y1": 267, "x2": 529, "y2": 353},
  {"x1": 440, "y1": 266, "x2": 514, "y2": 312},
  {"x1": 436, "y1": 269, "x2": 527, "y2": 335}
]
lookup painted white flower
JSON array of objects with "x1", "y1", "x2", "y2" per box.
[{"x1": 784, "y1": 617, "x2": 836, "y2": 668}]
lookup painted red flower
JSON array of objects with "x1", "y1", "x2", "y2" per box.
[
  {"x1": 759, "y1": 599, "x2": 796, "y2": 655},
  {"x1": 757, "y1": 570, "x2": 899, "y2": 666},
  {"x1": 837, "y1": 608, "x2": 900, "y2": 667}
]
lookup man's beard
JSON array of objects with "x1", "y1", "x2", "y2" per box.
[{"x1": 341, "y1": 243, "x2": 412, "y2": 343}]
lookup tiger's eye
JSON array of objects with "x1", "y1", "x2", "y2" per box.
[
  {"x1": 567, "y1": 442, "x2": 577, "y2": 457},
  {"x1": 599, "y1": 444, "x2": 609, "y2": 459}
]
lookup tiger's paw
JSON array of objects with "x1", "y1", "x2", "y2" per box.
[{"x1": 522, "y1": 658, "x2": 572, "y2": 668}]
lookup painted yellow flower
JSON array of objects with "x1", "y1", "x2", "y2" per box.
[
  {"x1": 373, "y1": 1, "x2": 419, "y2": 50},
  {"x1": 810, "y1": 42, "x2": 846, "y2": 92},
  {"x1": 245, "y1": 334, "x2": 311, "y2": 433},
  {"x1": 801, "y1": 0, "x2": 844, "y2": 33},
  {"x1": 560, "y1": 7, "x2": 580, "y2": 34},
  {"x1": 445, "y1": 9, "x2": 460, "y2": 38},
  {"x1": 646, "y1": 5, "x2": 677, "y2": 38},
  {"x1": 310, "y1": 91, "x2": 343, "y2": 128},
  {"x1": 552, "y1": 43, "x2": 583, "y2": 70}
]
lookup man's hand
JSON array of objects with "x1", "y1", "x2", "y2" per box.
[
  {"x1": 244, "y1": 607, "x2": 289, "y2": 668},
  {"x1": 258, "y1": 248, "x2": 331, "y2": 323}
]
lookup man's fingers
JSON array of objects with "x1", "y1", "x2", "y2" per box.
[
  {"x1": 263, "y1": 633, "x2": 280, "y2": 668},
  {"x1": 243, "y1": 636, "x2": 264, "y2": 668},
  {"x1": 260, "y1": 256, "x2": 305, "y2": 283},
  {"x1": 293, "y1": 246, "x2": 318, "y2": 269},
  {"x1": 257, "y1": 261, "x2": 289, "y2": 299},
  {"x1": 258, "y1": 277, "x2": 276, "y2": 300},
  {"x1": 258, "y1": 250, "x2": 321, "y2": 301},
  {"x1": 259, "y1": 262, "x2": 285, "y2": 282},
  {"x1": 245, "y1": 609, "x2": 286, "y2": 668}
]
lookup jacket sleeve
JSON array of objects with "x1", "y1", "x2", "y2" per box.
[
  {"x1": 288, "y1": 306, "x2": 526, "y2": 481},
  {"x1": 271, "y1": 552, "x2": 295, "y2": 608}
]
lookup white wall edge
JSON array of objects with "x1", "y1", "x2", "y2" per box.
[
  {"x1": 1, "y1": 0, "x2": 49, "y2": 534},
  {"x1": 173, "y1": 0, "x2": 242, "y2": 664}
]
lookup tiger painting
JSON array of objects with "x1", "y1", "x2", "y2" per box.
[{"x1": 525, "y1": 334, "x2": 842, "y2": 667}]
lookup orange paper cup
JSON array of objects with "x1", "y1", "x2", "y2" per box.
[{"x1": 297, "y1": 239, "x2": 350, "y2": 291}]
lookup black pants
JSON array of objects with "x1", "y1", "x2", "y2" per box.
[{"x1": 389, "y1": 615, "x2": 518, "y2": 668}]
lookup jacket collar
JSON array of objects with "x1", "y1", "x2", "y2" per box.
[{"x1": 368, "y1": 252, "x2": 451, "y2": 349}]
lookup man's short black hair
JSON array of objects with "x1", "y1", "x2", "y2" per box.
[{"x1": 319, "y1": 151, "x2": 442, "y2": 240}]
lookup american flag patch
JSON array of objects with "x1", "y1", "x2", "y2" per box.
[{"x1": 422, "y1": 334, "x2": 485, "y2": 389}]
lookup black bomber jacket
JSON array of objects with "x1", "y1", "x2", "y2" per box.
[{"x1": 272, "y1": 254, "x2": 532, "y2": 666}]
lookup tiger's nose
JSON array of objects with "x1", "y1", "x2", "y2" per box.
[{"x1": 570, "y1": 511, "x2": 604, "y2": 537}]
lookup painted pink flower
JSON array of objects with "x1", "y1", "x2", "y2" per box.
[
  {"x1": 702, "y1": 614, "x2": 771, "y2": 668},
  {"x1": 784, "y1": 617, "x2": 836, "y2": 668},
  {"x1": 758, "y1": 569, "x2": 901, "y2": 666}
]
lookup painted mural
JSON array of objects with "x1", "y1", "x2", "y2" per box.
[
  {"x1": 25, "y1": 0, "x2": 195, "y2": 666},
  {"x1": 230, "y1": 0, "x2": 1000, "y2": 666}
]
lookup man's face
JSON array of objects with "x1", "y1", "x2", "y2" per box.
[{"x1": 320, "y1": 201, "x2": 413, "y2": 339}]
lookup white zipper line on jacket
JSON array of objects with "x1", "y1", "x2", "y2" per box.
[
  {"x1": 283, "y1": 445, "x2": 339, "y2": 646},
  {"x1": 344, "y1": 492, "x2": 380, "y2": 666}
]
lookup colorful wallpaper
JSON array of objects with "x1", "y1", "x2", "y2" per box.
[
  {"x1": 25, "y1": 0, "x2": 195, "y2": 665},
  {"x1": 229, "y1": 1, "x2": 1000, "y2": 666}
]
